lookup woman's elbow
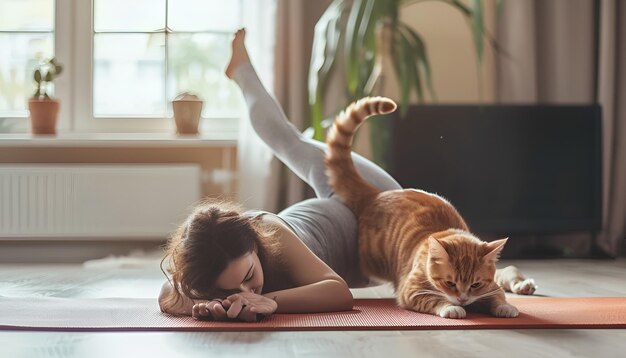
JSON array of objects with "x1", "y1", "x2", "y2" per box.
[
  {"x1": 334, "y1": 280, "x2": 354, "y2": 311},
  {"x1": 340, "y1": 292, "x2": 354, "y2": 311},
  {"x1": 158, "y1": 281, "x2": 177, "y2": 314},
  {"x1": 158, "y1": 289, "x2": 168, "y2": 313}
]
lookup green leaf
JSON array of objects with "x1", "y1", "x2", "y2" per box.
[
  {"x1": 449, "y1": 0, "x2": 472, "y2": 16},
  {"x1": 308, "y1": 0, "x2": 345, "y2": 103},
  {"x1": 360, "y1": 0, "x2": 381, "y2": 53},
  {"x1": 483, "y1": 26, "x2": 513, "y2": 62},
  {"x1": 400, "y1": 23, "x2": 436, "y2": 102},
  {"x1": 391, "y1": 32, "x2": 411, "y2": 116},
  {"x1": 357, "y1": 0, "x2": 376, "y2": 50},
  {"x1": 33, "y1": 69, "x2": 42, "y2": 83},
  {"x1": 310, "y1": 93, "x2": 325, "y2": 141},
  {"x1": 447, "y1": 0, "x2": 485, "y2": 54},
  {"x1": 401, "y1": 32, "x2": 424, "y2": 103},
  {"x1": 354, "y1": 1, "x2": 401, "y2": 99},
  {"x1": 308, "y1": 0, "x2": 347, "y2": 140},
  {"x1": 353, "y1": 0, "x2": 377, "y2": 98},
  {"x1": 469, "y1": 0, "x2": 485, "y2": 100},
  {"x1": 470, "y1": 0, "x2": 484, "y2": 64},
  {"x1": 344, "y1": 0, "x2": 365, "y2": 97},
  {"x1": 496, "y1": 0, "x2": 504, "y2": 17},
  {"x1": 397, "y1": 33, "x2": 410, "y2": 103}
]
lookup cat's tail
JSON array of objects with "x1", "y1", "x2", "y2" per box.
[{"x1": 325, "y1": 96, "x2": 397, "y2": 216}]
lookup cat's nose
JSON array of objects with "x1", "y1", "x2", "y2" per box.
[{"x1": 457, "y1": 297, "x2": 468, "y2": 305}]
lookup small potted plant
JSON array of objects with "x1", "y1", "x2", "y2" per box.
[
  {"x1": 172, "y1": 92, "x2": 203, "y2": 135},
  {"x1": 28, "y1": 57, "x2": 63, "y2": 134}
]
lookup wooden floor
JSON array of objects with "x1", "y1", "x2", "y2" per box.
[{"x1": 1, "y1": 253, "x2": 625, "y2": 358}]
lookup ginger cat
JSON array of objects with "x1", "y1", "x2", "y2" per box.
[{"x1": 325, "y1": 97, "x2": 536, "y2": 319}]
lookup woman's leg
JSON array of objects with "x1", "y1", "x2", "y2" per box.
[{"x1": 227, "y1": 29, "x2": 401, "y2": 198}]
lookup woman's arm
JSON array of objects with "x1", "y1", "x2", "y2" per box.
[
  {"x1": 221, "y1": 277, "x2": 351, "y2": 320},
  {"x1": 263, "y1": 278, "x2": 353, "y2": 313},
  {"x1": 259, "y1": 215, "x2": 354, "y2": 313},
  {"x1": 158, "y1": 281, "x2": 195, "y2": 316}
]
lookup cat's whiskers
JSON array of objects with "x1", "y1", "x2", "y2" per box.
[
  {"x1": 409, "y1": 290, "x2": 446, "y2": 301},
  {"x1": 473, "y1": 288, "x2": 503, "y2": 301}
]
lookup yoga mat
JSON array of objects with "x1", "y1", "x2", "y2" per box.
[{"x1": 1, "y1": 297, "x2": 625, "y2": 332}]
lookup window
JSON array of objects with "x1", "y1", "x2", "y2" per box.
[
  {"x1": 0, "y1": 0, "x2": 276, "y2": 135},
  {"x1": 0, "y1": 0, "x2": 54, "y2": 118}
]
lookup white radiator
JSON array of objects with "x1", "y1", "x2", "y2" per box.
[{"x1": 0, "y1": 165, "x2": 201, "y2": 239}]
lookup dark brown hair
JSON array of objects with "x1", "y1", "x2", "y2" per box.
[{"x1": 160, "y1": 201, "x2": 280, "y2": 313}]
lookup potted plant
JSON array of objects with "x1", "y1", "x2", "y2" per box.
[
  {"x1": 172, "y1": 92, "x2": 204, "y2": 135},
  {"x1": 309, "y1": 0, "x2": 495, "y2": 167},
  {"x1": 28, "y1": 57, "x2": 63, "y2": 135}
]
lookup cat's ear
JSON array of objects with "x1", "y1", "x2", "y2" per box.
[
  {"x1": 483, "y1": 238, "x2": 508, "y2": 262},
  {"x1": 428, "y1": 237, "x2": 449, "y2": 262}
]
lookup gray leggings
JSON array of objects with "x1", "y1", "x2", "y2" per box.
[{"x1": 233, "y1": 64, "x2": 401, "y2": 198}]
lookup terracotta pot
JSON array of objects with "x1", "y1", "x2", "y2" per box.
[
  {"x1": 28, "y1": 98, "x2": 60, "y2": 135},
  {"x1": 172, "y1": 94, "x2": 203, "y2": 135}
]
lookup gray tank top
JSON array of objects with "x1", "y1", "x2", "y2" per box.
[{"x1": 246, "y1": 197, "x2": 369, "y2": 288}]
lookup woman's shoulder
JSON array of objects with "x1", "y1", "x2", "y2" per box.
[
  {"x1": 243, "y1": 209, "x2": 271, "y2": 219},
  {"x1": 244, "y1": 210, "x2": 295, "y2": 236}
]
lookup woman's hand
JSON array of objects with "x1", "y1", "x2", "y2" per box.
[
  {"x1": 191, "y1": 292, "x2": 277, "y2": 322},
  {"x1": 223, "y1": 292, "x2": 278, "y2": 321},
  {"x1": 191, "y1": 299, "x2": 229, "y2": 321}
]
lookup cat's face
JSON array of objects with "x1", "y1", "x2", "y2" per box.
[{"x1": 426, "y1": 234, "x2": 507, "y2": 306}]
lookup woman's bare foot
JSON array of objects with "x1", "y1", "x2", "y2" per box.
[{"x1": 225, "y1": 28, "x2": 251, "y2": 79}]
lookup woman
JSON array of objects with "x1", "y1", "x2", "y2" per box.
[{"x1": 159, "y1": 29, "x2": 403, "y2": 322}]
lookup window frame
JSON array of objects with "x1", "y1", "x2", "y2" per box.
[
  {"x1": 75, "y1": 0, "x2": 243, "y2": 134},
  {"x1": 1, "y1": 0, "x2": 275, "y2": 135},
  {"x1": 0, "y1": 0, "x2": 72, "y2": 132}
]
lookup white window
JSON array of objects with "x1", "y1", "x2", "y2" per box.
[
  {"x1": 0, "y1": 0, "x2": 55, "y2": 118},
  {"x1": 0, "y1": 0, "x2": 275, "y2": 135}
]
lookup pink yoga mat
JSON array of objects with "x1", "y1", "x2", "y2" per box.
[{"x1": 1, "y1": 297, "x2": 625, "y2": 331}]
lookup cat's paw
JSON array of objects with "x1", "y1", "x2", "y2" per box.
[
  {"x1": 439, "y1": 305, "x2": 467, "y2": 319},
  {"x1": 511, "y1": 278, "x2": 537, "y2": 295},
  {"x1": 493, "y1": 304, "x2": 519, "y2": 318}
]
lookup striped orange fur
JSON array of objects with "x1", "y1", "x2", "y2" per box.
[{"x1": 325, "y1": 97, "x2": 529, "y2": 319}]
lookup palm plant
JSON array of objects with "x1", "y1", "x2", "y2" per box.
[{"x1": 308, "y1": 0, "x2": 493, "y2": 147}]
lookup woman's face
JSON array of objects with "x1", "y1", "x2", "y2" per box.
[{"x1": 213, "y1": 251, "x2": 264, "y2": 296}]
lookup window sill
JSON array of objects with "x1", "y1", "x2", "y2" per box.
[{"x1": 0, "y1": 132, "x2": 237, "y2": 148}]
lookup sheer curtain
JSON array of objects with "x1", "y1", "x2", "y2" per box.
[
  {"x1": 496, "y1": 0, "x2": 626, "y2": 257},
  {"x1": 237, "y1": 0, "x2": 330, "y2": 212},
  {"x1": 236, "y1": 0, "x2": 279, "y2": 211},
  {"x1": 597, "y1": 0, "x2": 626, "y2": 257}
]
